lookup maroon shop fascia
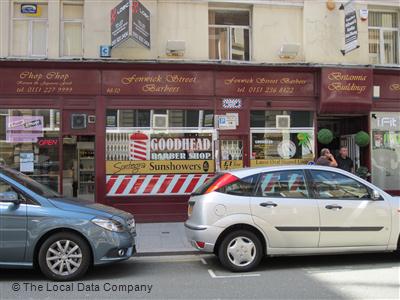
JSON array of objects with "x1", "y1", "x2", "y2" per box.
[{"x1": 0, "y1": 61, "x2": 398, "y2": 221}]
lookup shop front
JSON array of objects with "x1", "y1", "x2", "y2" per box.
[{"x1": 0, "y1": 61, "x2": 398, "y2": 222}]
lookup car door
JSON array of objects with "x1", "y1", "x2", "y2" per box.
[
  {"x1": 308, "y1": 169, "x2": 391, "y2": 247},
  {"x1": 0, "y1": 179, "x2": 27, "y2": 263},
  {"x1": 250, "y1": 169, "x2": 320, "y2": 248}
]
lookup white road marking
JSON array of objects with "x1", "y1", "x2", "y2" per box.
[
  {"x1": 201, "y1": 258, "x2": 208, "y2": 265},
  {"x1": 208, "y1": 269, "x2": 260, "y2": 279}
]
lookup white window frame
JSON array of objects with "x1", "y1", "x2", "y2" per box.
[
  {"x1": 368, "y1": 9, "x2": 400, "y2": 65},
  {"x1": 60, "y1": 1, "x2": 84, "y2": 58},
  {"x1": 208, "y1": 8, "x2": 252, "y2": 61},
  {"x1": 10, "y1": 1, "x2": 48, "y2": 58}
]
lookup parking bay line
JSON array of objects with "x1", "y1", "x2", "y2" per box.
[{"x1": 208, "y1": 269, "x2": 260, "y2": 279}]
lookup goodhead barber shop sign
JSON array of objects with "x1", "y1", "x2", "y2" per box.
[{"x1": 110, "y1": 0, "x2": 150, "y2": 49}]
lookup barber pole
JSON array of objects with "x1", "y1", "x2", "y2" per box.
[{"x1": 129, "y1": 132, "x2": 150, "y2": 160}]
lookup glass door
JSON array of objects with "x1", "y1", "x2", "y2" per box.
[
  {"x1": 63, "y1": 135, "x2": 95, "y2": 201},
  {"x1": 220, "y1": 137, "x2": 246, "y2": 171}
]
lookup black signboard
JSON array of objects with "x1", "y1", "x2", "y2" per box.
[
  {"x1": 110, "y1": 0, "x2": 130, "y2": 47},
  {"x1": 131, "y1": 0, "x2": 151, "y2": 49},
  {"x1": 340, "y1": 0, "x2": 359, "y2": 55}
]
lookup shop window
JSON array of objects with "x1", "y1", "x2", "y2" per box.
[
  {"x1": 11, "y1": 2, "x2": 48, "y2": 57},
  {"x1": 368, "y1": 11, "x2": 399, "y2": 65},
  {"x1": 0, "y1": 109, "x2": 60, "y2": 192},
  {"x1": 61, "y1": 1, "x2": 84, "y2": 57},
  {"x1": 106, "y1": 109, "x2": 213, "y2": 128},
  {"x1": 209, "y1": 9, "x2": 251, "y2": 61},
  {"x1": 371, "y1": 112, "x2": 400, "y2": 191},
  {"x1": 250, "y1": 110, "x2": 314, "y2": 167},
  {"x1": 251, "y1": 111, "x2": 313, "y2": 128}
]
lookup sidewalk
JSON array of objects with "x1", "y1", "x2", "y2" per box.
[{"x1": 135, "y1": 222, "x2": 199, "y2": 255}]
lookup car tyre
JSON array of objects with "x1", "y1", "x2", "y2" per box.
[
  {"x1": 218, "y1": 230, "x2": 263, "y2": 272},
  {"x1": 38, "y1": 232, "x2": 91, "y2": 281}
]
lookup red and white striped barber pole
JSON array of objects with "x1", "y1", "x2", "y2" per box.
[
  {"x1": 129, "y1": 132, "x2": 150, "y2": 160},
  {"x1": 106, "y1": 174, "x2": 214, "y2": 196}
]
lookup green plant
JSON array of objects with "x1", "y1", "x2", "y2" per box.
[
  {"x1": 317, "y1": 129, "x2": 333, "y2": 145},
  {"x1": 355, "y1": 131, "x2": 370, "y2": 147}
]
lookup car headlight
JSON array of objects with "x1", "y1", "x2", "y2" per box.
[{"x1": 92, "y1": 218, "x2": 125, "y2": 232}]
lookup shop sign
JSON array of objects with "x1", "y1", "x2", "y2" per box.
[
  {"x1": 110, "y1": 0, "x2": 130, "y2": 47},
  {"x1": 320, "y1": 68, "x2": 372, "y2": 113},
  {"x1": 131, "y1": 0, "x2": 151, "y2": 49},
  {"x1": 373, "y1": 74, "x2": 400, "y2": 100},
  {"x1": 106, "y1": 131, "x2": 215, "y2": 175},
  {"x1": 340, "y1": 0, "x2": 359, "y2": 55},
  {"x1": 102, "y1": 70, "x2": 213, "y2": 96},
  {"x1": 215, "y1": 72, "x2": 315, "y2": 97},
  {"x1": 0, "y1": 69, "x2": 100, "y2": 95},
  {"x1": 106, "y1": 159, "x2": 214, "y2": 175},
  {"x1": 250, "y1": 158, "x2": 310, "y2": 167},
  {"x1": 6, "y1": 116, "x2": 43, "y2": 143},
  {"x1": 220, "y1": 160, "x2": 243, "y2": 170},
  {"x1": 37, "y1": 137, "x2": 59, "y2": 148}
]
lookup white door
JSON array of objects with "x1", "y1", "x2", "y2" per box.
[
  {"x1": 250, "y1": 170, "x2": 320, "y2": 248},
  {"x1": 308, "y1": 169, "x2": 391, "y2": 247}
]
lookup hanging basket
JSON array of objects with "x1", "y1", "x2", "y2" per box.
[
  {"x1": 317, "y1": 129, "x2": 334, "y2": 145},
  {"x1": 355, "y1": 131, "x2": 370, "y2": 147}
]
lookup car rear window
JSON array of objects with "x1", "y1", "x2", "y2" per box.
[{"x1": 192, "y1": 173, "x2": 224, "y2": 195}]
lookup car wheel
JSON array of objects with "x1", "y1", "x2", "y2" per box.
[
  {"x1": 218, "y1": 230, "x2": 263, "y2": 272},
  {"x1": 38, "y1": 232, "x2": 91, "y2": 281}
]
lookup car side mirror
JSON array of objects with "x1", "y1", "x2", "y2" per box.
[
  {"x1": 371, "y1": 190, "x2": 381, "y2": 201},
  {"x1": 0, "y1": 191, "x2": 20, "y2": 205}
]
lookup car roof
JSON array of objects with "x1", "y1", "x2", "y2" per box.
[{"x1": 227, "y1": 164, "x2": 352, "y2": 178}]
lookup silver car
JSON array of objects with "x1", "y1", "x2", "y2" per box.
[{"x1": 185, "y1": 165, "x2": 400, "y2": 272}]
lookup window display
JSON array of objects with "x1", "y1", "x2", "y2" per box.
[
  {"x1": 105, "y1": 109, "x2": 216, "y2": 196},
  {"x1": 250, "y1": 111, "x2": 314, "y2": 167},
  {"x1": 371, "y1": 112, "x2": 400, "y2": 190},
  {"x1": 0, "y1": 109, "x2": 60, "y2": 191}
]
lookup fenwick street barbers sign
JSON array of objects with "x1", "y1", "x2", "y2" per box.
[
  {"x1": 340, "y1": 0, "x2": 360, "y2": 55},
  {"x1": 110, "y1": 0, "x2": 150, "y2": 49}
]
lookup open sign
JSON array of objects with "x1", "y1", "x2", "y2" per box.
[{"x1": 38, "y1": 138, "x2": 59, "y2": 147}]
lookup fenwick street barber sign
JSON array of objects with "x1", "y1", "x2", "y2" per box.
[
  {"x1": 110, "y1": 0, "x2": 150, "y2": 49},
  {"x1": 340, "y1": 0, "x2": 360, "y2": 55}
]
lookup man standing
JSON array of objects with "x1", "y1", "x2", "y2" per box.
[
  {"x1": 336, "y1": 146, "x2": 354, "y2": 173},
  {"x1": 316, "y1": 148, "x2": 338, "y2": 167}
]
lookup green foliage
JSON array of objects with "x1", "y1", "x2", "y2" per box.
[
  {"x1": 317, "y1": 129, "x2": 333, "y2": 145},
  {"x1": 355, "y1": 131, "x2": 370, "y2": 147}
]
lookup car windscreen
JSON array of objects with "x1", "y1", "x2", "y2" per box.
[{"x1": 0, "y1": 165, "x2": 62, "y2": 198}]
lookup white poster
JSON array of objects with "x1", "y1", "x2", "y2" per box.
[{"x1": 20, "y1": 153, "x2": 34, "y2": 172}]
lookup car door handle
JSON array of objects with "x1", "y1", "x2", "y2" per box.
[
  {"x1": 325, "y1": 204, "x2": 342, "y2": 210},
  {"x1": 260, "y1": 202, "x2": 278, "y2": 208}
]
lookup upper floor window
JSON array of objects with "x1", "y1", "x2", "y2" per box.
[
  {"x1": 11, "y1": 2, "x2": 48, "y2": 57},
  {"x1": 61, "y1": 1, "x2": 84, "y2": 57},
  {"x1": 368, "y1": 10, "x2": 399, "y2": 65},
  {"x1": 208, "y1": 9, "x2": 251, "y2": 61}
]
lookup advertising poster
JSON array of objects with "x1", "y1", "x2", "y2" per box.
[
  {"x1": 20, "y1": 152, "x2": 34, "y2": 172},
  {"x1": 6, "y1": 116, "x2": 44, "y2": 143}
]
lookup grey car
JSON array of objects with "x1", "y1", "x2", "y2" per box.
[
  {"x1": 0, "y1": 165, "x2": 136, "y2": 281},
  {"x1": 185, "y1": 165, "x2": 400, "y2": 272}
]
